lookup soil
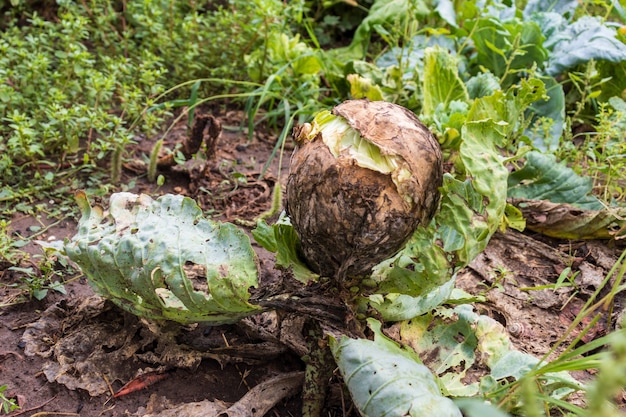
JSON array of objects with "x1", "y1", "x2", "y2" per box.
[{"x1": 1, "y1": 108, "x2": 625, "y2": 417}]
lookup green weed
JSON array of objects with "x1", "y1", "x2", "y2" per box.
[
  {"x1": 0, "y1": 0, "x2": 273, "y2": 215},
  {"x1": 559, "y1": 98, "x2": 626, "y2": 203},
  {"x1": 5, "y1": 249, "x2": 72, "y2": 303},
  {"x1": 0, "y1": 385, "x2": 19, "y2": 415},
  {"x1": 0, "y1": 220, "x2": 28, "y2": 265}
]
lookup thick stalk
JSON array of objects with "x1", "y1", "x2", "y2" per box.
[{"x1": 301, "y1": 319, "x2": 335, "y2": 417}]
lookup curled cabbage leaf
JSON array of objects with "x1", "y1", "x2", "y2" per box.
[{"x1": 64, "y1": 192, "x2": 260, "y2": 324}]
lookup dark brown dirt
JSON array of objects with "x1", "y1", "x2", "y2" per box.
[{"x1": 1, "y1": 108, "x2": 625, "y2": 417}]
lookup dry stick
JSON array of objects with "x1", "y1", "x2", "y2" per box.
[
  {"x1": 102, "y1": 373, "x2": 115, "y2": 397},
  {"x1": 219, "y1": 371, "x2": 305, "y2": 417},
  {"x1": 221, "y1": 333, "x2": 252, "y2": 391},
  {"x1": 7, "y1": 395, "x2": 58, "y2": 417},
  {"x1": 28, "y1": 413, "x2": 79, "y2": 417}
]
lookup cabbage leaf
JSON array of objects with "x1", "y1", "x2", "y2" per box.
[
  {"x1": 422, "y1": 47, "x2": 468, "y2": 118},
  {"x1": 330, "y1": 318, "x2": 462, "y2": 417},
  {"x1": 507, "y1": 151, "x2": 604, "y2": 210},
  {"x1": 252, "y1": 214, "x2": 319, "y2": 284},
  {"x1": 544, "y1": 16, "x2": 626, "y2": 76},
  {"x1": 393, "y1": 305, "x2": 583, "y2": 399},
  {"x1": 65, "y1": 192, "x2": 261, "y2": 324}
]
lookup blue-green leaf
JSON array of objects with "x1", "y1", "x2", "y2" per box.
[
  {"x1": 369, "y1": 277, "x2": 456, "y2": 321},
  {"x1": 507, "y1": 151, "x2": 604, "y2": 210},
  {"x1": 434, "y1": 0, "x2": 457, "y2": 28},
  {"x1": 545, "y1": 16, "x2": 626, "y2": 76},
  {"x1": 455, "y1": 398, "x2": 512, "y2": 417},
  {"x1": 469, "y1": 18, "x2": 547, "y2": 79},
  {"x1": 523, "y1": 0, "x2": 578, "y2": 20},
  {"x1": 465, "y1": 71, "x2": 501, "y2": 99}
]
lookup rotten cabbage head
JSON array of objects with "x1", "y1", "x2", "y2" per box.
[{"x1": 286, "y1": 100, "x2": 443, "y2": 280}]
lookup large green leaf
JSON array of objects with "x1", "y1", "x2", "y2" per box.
[
  {"x1": 465, "y1": 78, "x2": 546, "y2": 147},
  {"x1": 454, "y1": 398, "x2": 512, "y2": 417},
  {"x1": 506, "y1": 152, "x2": 626, "y2": 240},
  {"x1": 367, "y1": 277, "x2": 456, "y2": 321},
  {"x1": 346, "y1": 0, "x2": 431, "y2": 58},
  {"x1": 434, "y1": 0, "x2": 457, "y2": 28},
  {"x1": 395, "y1": 305, "x2": 509, "y2": 396},
  {"x1": 465, "y1": 71, "x2": 501, "y2": 99},
  {"x1": 507, "y1": 151, "x2": 604, "y2": 210},
  {"x1": 65, "y1": 192, "x2": 261, "y2": 324},
  {"x1": 330, "y1": 319, "x2": 462, "y2": 417},
  {"x1": 523, "y1": 0, "x2": 578, "y2": 20},
  {"x1": 393, "y1": 304, "x2": 582, "y2": 400}
]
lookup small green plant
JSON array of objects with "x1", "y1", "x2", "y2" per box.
[
  {"x1": 479, "y1": 265, "x2": 516, "y2": 293},
  {"x1": 7, "y1": 266, "x2": 66, "y2": 302},
  {"x1": 0, "y1": 385, "x2": 19, "y2": 415},
  {"x1": 0, "y1": 220, "x2": 28, "y2": 265},
  {"x1": 0, "y1": 7, "x2": 167, "y2": 213},
  {"x1": 3, "y1": 243, "x2": 73, "y2": 303},
  {"x1": 558, "y1": 98, "x2": 626, "y2": 203}
]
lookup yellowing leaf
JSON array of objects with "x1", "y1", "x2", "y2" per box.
[
  {"x1": 422, "y1": 47, "x2": 469, "y2": 118},
  {"x1": 511, "y1": 199, "x2": 626, "y2": 240},
  {"x1": 347, "y1": 74, "x2": 384, "y2": 101}
]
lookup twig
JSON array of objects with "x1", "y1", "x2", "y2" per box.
[
  {"x1": 222, "y1": 332, "x2": 252, "y2": 390},
  {"x1": 220, "y1": 371, "x2": 305, "y2": 417},
  {"x1": 7, "y1": 395, "x2": 58, "y2": 417}
]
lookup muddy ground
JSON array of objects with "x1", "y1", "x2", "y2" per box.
[{"x1": 1, "y1": 108, "x2": 625, "y2": 416}]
